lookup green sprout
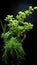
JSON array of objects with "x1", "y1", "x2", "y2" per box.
[{"x1": 1, "y1": 6, "x2": 37, "y2": 65}]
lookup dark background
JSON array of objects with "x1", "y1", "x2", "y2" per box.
[{"x1": 0, "y1": 0, "x2": 37, "y2": 65}]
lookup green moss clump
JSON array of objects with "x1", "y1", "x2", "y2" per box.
[{"x1": 1, "y1": 6, "x2": 37, "y2": 65}]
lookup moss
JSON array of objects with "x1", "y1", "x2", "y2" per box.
[{"x1": 1, "y1": 6, "x2": 37, "y2": 65}]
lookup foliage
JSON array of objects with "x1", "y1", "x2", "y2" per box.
[
  {"x1": 1, "y1": 6, "x2": 37, "y2": 65},
  {"x1": 2, "y1": 37, "x2": 25, "y2": 64}
]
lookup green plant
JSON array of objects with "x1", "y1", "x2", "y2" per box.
[{"x1": 1, "y1": 6, "x2": 37, "y2": 65}]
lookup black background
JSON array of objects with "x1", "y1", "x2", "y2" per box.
[{"x1": 0, "y1": 0, "x2": 37, "y2": 65}]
